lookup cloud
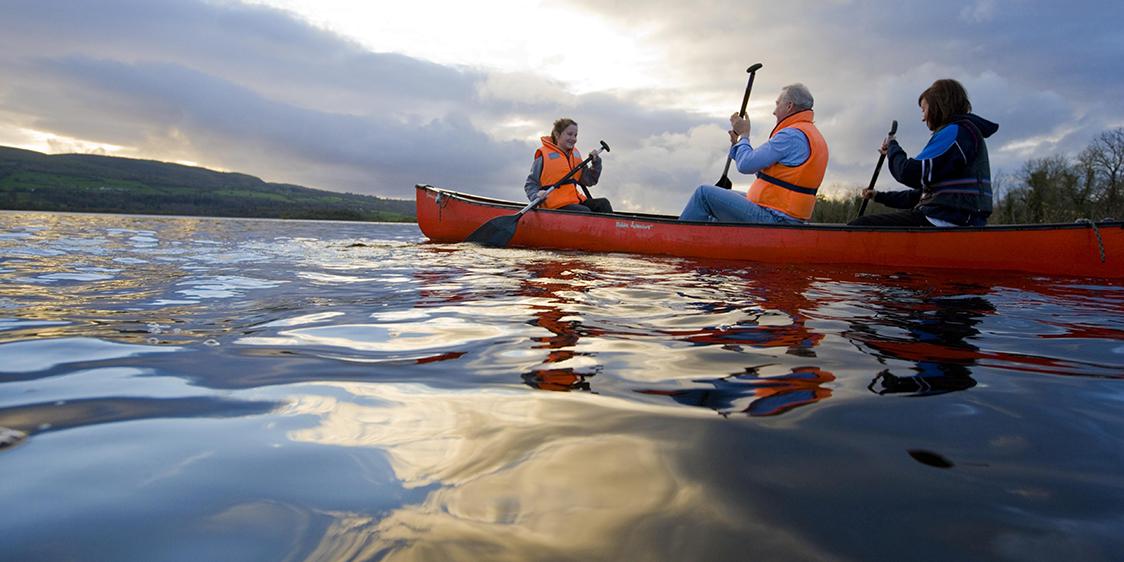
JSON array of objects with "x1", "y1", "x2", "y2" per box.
[
  {"x1": 0, "y1": 0, "x2": 708, "y2": 204},
  {"x1": 567, "y1": 0, "x2": 1124, "y2": 201},
  {"x1": 3, "y1": 55, "x2": 516, "y2": 191},
  {"x1": 1, "y1": 0, "x2": 1122, "y2": 214},
  {"x1": 960, "y1": 0, "x2": 999, "y2": 23}
]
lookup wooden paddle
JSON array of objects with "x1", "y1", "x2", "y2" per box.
[
  {"x1": 857, "y1": 120, "x2": 899, "y2": 217},
  {"x1": 466, "y1": 140, "x2": 610, "y2": 247},
  {"x1": 715, "y1": 63, "x2": 763, "y2": 189}
]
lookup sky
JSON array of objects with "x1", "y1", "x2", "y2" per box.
[{"x1": 2, "y1": 0, "x2": 1122, "y2": 214}]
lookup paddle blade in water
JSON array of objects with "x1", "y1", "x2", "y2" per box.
[{"x1": 466, "y1": 215, "x2": 520, "y2": 247}]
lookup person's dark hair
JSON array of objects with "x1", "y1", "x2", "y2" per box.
[
  {"x1": 918, "y1": 79, "x2": 972, "y2": 130},
  {"x1": 551, "y1": 118, "x2": 577, "y2": 143}
]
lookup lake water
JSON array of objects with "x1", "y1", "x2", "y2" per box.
[{"x1": 1, "y1": 211, "x2": 1123, "y2": 561}]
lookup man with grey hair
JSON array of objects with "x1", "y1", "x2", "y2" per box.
[{"x1": 679, "y1": 83, "x2": 830, "y2": 224}]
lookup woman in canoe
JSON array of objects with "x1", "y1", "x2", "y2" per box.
[
  {"x1": 850, "y1": 79, "x2": 997, "y2": 227},
  {"x1": 524, "y1": 118, "x2": 613, "y2": 213}
]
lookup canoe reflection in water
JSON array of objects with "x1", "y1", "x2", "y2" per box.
[
  {"x1": 520, "y1": 260, "x2": 603, "y2": 392},
  {"x1": 519, "y1": 295, "x2": 595, "y2": 391},
  {"x1": 637, "y1": 267, "x2": 835, "y2": 416},
  {"x1": 639, "y1": 366, "x2": 835, "y2": 417},
  {"x1": 517, "y1": 261, "x2": 837, "y2": 412},
  {"x1": 851, "y1": 283, "x2": 995, "y2": 397}
]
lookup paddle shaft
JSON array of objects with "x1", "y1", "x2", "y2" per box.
[
  {"x1": 857, "y1": 120, "x2": 899, "y2": 217},
  {"x1": 716, "y1": 63, "x2": 763, "y2": 189}
]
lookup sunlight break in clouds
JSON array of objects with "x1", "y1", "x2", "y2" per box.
[
  {"x1": 0, "y1": 127, "x2": 128, "y2": 157},
  {"x1": 246, "y1": 0, "x2": 666, "y2": 95}
]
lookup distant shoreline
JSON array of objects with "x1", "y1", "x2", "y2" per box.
[
  {"x1": 0, "y1": 145, "x2": 417, "y2": 223},
  {"x1": 0, "y1": 208, "x2": 419, "y2": 224}
]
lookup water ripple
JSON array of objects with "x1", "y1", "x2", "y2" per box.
[{"x1": 2, "y1": 212, "x2": 1123, "y2": 561}]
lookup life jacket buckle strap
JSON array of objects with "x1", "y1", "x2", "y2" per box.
[{"x1": 755, "y1": 172, "x2": 818, "y2": 195}]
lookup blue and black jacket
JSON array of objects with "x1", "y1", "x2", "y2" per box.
[{"x1": 876, "y1": 113, "x2": 999, "y2": 226}]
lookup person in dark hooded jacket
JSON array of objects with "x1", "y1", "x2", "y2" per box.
[{"x1": 850, "y1": 79, "x2": 998, "y2": 227}]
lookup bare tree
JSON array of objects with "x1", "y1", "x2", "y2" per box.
[
  {"x1": 1075, "y1": 145, "x2": 1101, "y2": 218},
  {"x1": 992, "y1": 128, "x2": 1124, "y2": 224},
  {"x1": 1089, "y1": 127, "x2": 1124, "y2": 218}
]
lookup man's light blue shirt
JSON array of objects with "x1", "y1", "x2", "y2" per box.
[{"x1": 729, "y1": 128, "x2": 811, "y2": 174}]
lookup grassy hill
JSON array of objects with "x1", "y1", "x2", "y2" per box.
[{"x1": 0, "y1": 146, "x2": 415, "y2": 222}]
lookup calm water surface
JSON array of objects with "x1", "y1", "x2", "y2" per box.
[{"x1": 1, "y1": 211, "x2": 1122, "y2": 561}]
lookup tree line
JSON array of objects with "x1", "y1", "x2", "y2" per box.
[
  {"x1": 0, "y1": 146, "x2": 416, "y2": 222},
  {"x1": 811, "y1": 128, "x2": 1124, "y2": 224},
  {"x1": 0, "y1": 181, "x2": 413, "y2": 222}
]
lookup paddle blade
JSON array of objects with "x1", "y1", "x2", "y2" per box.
[
  {"x1": 466, "y1": 214, "x2": 520, "y2": 247},
  {"x1": 715, "y1": 175, "x2": 733, "y2": 189}
]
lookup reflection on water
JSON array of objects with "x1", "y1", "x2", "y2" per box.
[
  {"x1": 2, "y1": 211, "x2": 1123, "y2": 561},
  {"x1": 520, "y1": 260, "x2": 603, "y2": 392},
  {"x1": 853, "y1": 286, "x2": 995, "y2": 396},
  {"x1": 639, "y1": 366, "x2": 836, "y2": 417},
  {"x1": 282, "y1": 383, "x2": 824, "y2": 561}
]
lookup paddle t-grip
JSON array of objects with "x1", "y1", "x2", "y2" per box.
[{"x1": 737, "y1": 63, "x2": 763, "y2": 117}]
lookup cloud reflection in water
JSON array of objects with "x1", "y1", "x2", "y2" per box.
[{"x1": 280, "y1": 382, "x2": 823, "y2": 561}]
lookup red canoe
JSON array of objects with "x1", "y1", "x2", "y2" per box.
[{"x1": 415, "y1": 184, "x2": 1124, "y2": 278}]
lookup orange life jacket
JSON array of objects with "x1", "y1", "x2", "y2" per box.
[
  {"x1": 746, "y1": 110, "x2": 829, "y2": 221},
  {"x1": 535, "y1": 136, "x2": 586, "y2": 209}
]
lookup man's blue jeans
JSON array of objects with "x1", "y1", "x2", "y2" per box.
[{"x1": 678, "y1": 185, "x2": 803, "y2": 224}]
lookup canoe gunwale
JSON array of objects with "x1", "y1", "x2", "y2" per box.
[{"x1": 417, "y1": 184, "x2": 1124, "y2": 234}]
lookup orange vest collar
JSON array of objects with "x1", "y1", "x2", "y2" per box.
[
  {"x1": 770, "y1": 109, "x2": 815, "y2": 138},
  {"x1": 539, "y1": 136, "x2": 574, "y2": 156}
]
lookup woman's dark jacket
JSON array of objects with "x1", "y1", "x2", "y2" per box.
[{"x1": 876, "y1": 113, "x2": 999, "y2": 226}]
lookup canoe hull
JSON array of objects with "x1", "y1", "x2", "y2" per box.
[{"x1": 415, "y1": 185, "x2": 1124, "y2": 278}]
